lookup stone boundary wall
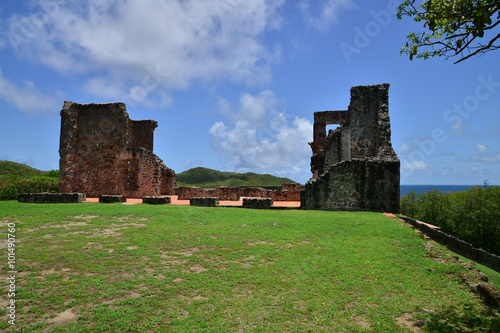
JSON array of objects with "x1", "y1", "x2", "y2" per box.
[
  {"x1": 99, "y1": 195, "x2": 126, "y2": 203},
  {"x1": 142, "y1": 196, "x2": 171, "y2": 204},
  {"x1": 18, "y1": 193, "x2": 86, "y2": 203},
  {"x1": 177, "y1": 184, "x2": 301, "y2": 201},
  {"x1": 242, "y1": 198, "x2": 273, "y2": 209},
  {"x1": 264, "y1": 189, "x2": 301, "y2": 201},
  {"x1": 177, "y1": 187, "x2": 217, "y2": 200},
  {"x1": 190, "y1": 197, "x2": 219, "y2": 207},
  {"x1": 399, "y1": 215, "x2": 500, "y2": 273}
]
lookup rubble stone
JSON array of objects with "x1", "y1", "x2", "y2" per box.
[{"x1": 301, "y1": 84, "x2": 400, "y2": 213}]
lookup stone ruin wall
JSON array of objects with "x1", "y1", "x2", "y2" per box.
[
  {"x1": 59, "y1": 101, "x2": 176, "y2": 198},
  {"x1": 301, "y1": 84, "x2": 400, "y2": 213},
  {"x1": 176, "y1": 184, "x2": 302, "y2": 201}
]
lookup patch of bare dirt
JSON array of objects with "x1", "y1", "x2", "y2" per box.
[
  {"x1": 98, "y1": 291, "x2": 142, "y2": 309},
  {"x1": 110, "y1": 222, "x2": 147, "y2": 227},
  {"x1": 0, "y1": 297, "x2": 10, "y2": 308},
  {"x1": 161, "y1": 257, "x2": 188, "y2": 266},
  {"x1": 248, "y1": 241, "x2": 274, "y2": 246},
  {"x1": 72, "y1": 215, "x2": 100, "y2": 220},
  {"x1": 353, "y1": 316, "x2": 371, "y2": 330},
  {"x1": 40, "y1": 268, "x2": 72, "y2": 276},
  {"x1": 55, "y1": 221, "x2": 90, "y2": 228},
  {"x1": 179, "y1": 294, "x2": 208, "y2": 304},
  {"x1": 166, "y1": 247, "x2": 201, "y2": 256},
  {"x1": 48, "y1": 308, "x2": 78, "y2": 327},
  {"x1": 396, "y1": 313, "x2": 427, "y2": 333},
  {"x1": 184, "y1": 264, "x2": 208, "y2": 273},
  {"x1": 114, "y1": 215, "x2": 133, "y2": 222}
]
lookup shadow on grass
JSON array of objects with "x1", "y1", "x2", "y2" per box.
[{"x1": 425, "y1": 303, "x2": 500, "y2": 332}]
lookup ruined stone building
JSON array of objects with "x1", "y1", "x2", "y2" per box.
[
  {"x1": 301, "y1": 84, "x2": 400, "y2": 213},
  {"x1": 59, "y1": 101, "x2": 176, "y2": 198}
]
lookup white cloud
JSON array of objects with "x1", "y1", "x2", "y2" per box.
[
  {"x1": 0, "y1": 67, "x2": 59, "y2": 116},
  {"x1": 401, "y1": 159, "x2": 431, "y2": 173},
  {"x1": 210, "y1": 90, "x2": 313, "y2": 174},
  {"x1": 84, "y1": 76, "x2": 126, "y2": 100},
  {"x1": 473, "y1": 144, "x2": 500, "y2": 163},
  {"x1": 299, "y1": 0, "x2": 354, "y2": 32},
  {"x1": 397, "y1": 143, "x2": 411, "y2": 154},
  {"x1": 5, "y1": 0, "x2": 285, "y2": 103},
  {"x1": 476, "y1": 144, "x2": 488, "y2": 154}
]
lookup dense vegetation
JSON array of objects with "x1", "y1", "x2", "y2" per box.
[
  {"x1": 0, "y1": 160, "x2": 57, "y2": 182},
  {"x1": 176, "y1": 167, "x2": 297, "y2": 187},
  {"x1": 0, "y1": 176, "x2": 59, "y2": 200},
  {"x1": 0, "y1": 161, "x2": 59, "y2": 200},
  {"x1": 401, "y1": 184, "x2": 500, "y2": 256}
]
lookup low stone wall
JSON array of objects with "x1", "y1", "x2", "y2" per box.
[
  {"x1": 264, "y1": 189, "x2": 301, "y2": 201},
  {"x1": 99, "y1": 195, "x2": 126, "y2": 203},
  {"x1": 177, "y1": 187, "x2": 216, "y2": 200},
  {"x1": 177, "y1": 187, "x2": 240, "y2": 201},
  {"x1": 240, "y1": 187, "x2": 266, "y2": 197},
  {"x1": 243, "y1": 198, "x2": 273, "y2": 209},
  {"x1": 178, "y1": 184, "x2": 301, "y2": 201},
  {"x1": 282, "y1": 183, "x2": 301, "y2": 191},
  {"x1": 18, "y1": 192, "x2": 86, "y2": 203},
  {"x1": 216, "y1": 187, "x2": 240, "y2": 201},
  {"x1": 142, "y1": 196, "x2": 171, "y2": 204},
  {"x1": 400, "y1": 215, "x2": 500, "y2": 273},
  {"x1": 190, "y1": 197, "x2": 219, "y2": 207}
]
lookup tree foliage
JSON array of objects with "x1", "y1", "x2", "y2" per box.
[
  {"x1": 400, "y1": 184, "x2": 500, "y2": 255},
  {"x1": 397, "y1": 0, "x2": 500, "y2": 63}
]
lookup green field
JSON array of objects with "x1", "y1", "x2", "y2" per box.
[{"x1": 1, "y1": 201, "x2": 498, "y2": 332}]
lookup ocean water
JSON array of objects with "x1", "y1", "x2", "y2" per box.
[{"x1": 400, "y1": 185, "x2": 478, "y2": 197}]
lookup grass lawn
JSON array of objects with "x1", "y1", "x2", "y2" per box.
[{"x1": 0, "y1": 201, "x2": 498, "y2": 332}]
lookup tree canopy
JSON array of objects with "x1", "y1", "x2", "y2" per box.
[{"x1": 397, "y1": 0, "x2": 500, "y2": 63}]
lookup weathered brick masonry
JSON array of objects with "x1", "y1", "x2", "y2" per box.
[
  {"x1": 176, "y1": 184, "x2": 302, "y2": 201},
  {"x1": 301, "y1": 84, "x2": 400, "y2": 213},
  {"x1": 59, "y1": 101, "x2": 176, "y2": 198}
]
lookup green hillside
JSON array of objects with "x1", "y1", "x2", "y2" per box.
[
  {"x1": 176, "y1": 167, "x2": 297, "y2": 187},
  {"x1": 0, "y1": 161, "x2": 56, "y2": 182}
]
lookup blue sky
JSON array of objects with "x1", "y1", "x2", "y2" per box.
[{"x1": 0, "y1": 0, "x2": 499, "y2": 185}]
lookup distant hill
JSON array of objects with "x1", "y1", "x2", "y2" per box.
[
  {"x1": 0, "y1": 161, "x2": 57, "y2": 182},
  {"x1": 176, "y1": 167, "x2": 297, "y2": 187}
]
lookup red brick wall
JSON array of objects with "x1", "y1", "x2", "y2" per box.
[
  {"x1": 59, "y1": 101, "x2": 176, "y2": 197},
  {"x1": 176, "y1": 184, "x2": 301, "y2": 201}
]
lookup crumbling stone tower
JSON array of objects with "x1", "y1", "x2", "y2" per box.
[
  {"x1": 59, "y1": 101, "x2": 176, "y2": 197},
  {"x1": 301, "y1": 84, "x2": 400, "y2": 213}
]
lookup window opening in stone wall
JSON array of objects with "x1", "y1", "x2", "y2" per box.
[{"x1": 326, "y1": 124, "x2": 340, "y2": 135}]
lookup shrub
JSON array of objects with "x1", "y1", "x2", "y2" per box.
[{"x1": 0, "y1": 176, "x2": 59, "y2": 201}]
